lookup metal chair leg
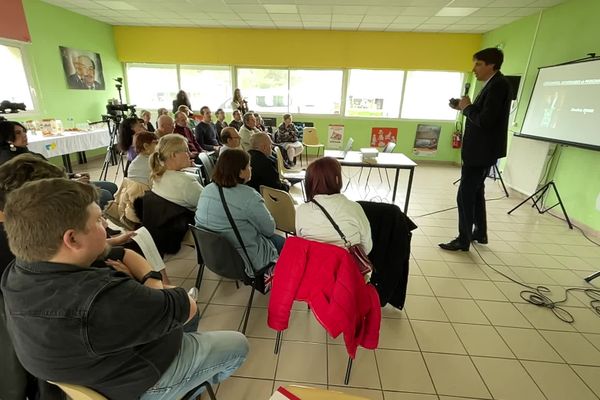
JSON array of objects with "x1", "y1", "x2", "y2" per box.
[
  {"x1": 241, "y1": 286, "x2": 256, "y2": 334},
  {"x1": 194, "y1": 264, "x2": 205, "y2": 290},
  {"x1": 585, "y1": 271, "x2": 600, "y2": 283},
  {"x1": 202, "y1": 382, "x2": 216, "y2": 400},
  {"x1": 344, "y1": 357, "x2": 353, "y2": 385},
  {"x1": 235, "y1": 281, "x2": 240, "y2": 289},
  {"x1": 274, "y1": 331, "x2": 282, "y2": 354}
]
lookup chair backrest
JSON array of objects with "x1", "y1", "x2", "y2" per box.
[
  {"x1": 189, "y1": 225, "x2": 251, "y2": 283},
  {"x1": 260, "y1": 185, "x2": 296, "y2": 235},
  {"x1": 272, "y1": 146, "x2": 285, "y2": 180},
  {"x1": 49, "y1": 382, "x2": 106, "y2": 400},
  {"x1": 383, "y1": 141, "x2": 396, "y2": 153},
  {"x1": 197, "y1": 152, "x2": 214, "y2": 185},
  {"x1": 302, "y1": 127, "x2": 320, "y2": 145}
]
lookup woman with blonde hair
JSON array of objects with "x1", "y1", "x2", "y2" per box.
[{"x1": 149, "y1": 134, "x2": 203, "y2": 210}]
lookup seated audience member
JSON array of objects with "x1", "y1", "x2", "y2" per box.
[
  {"x1": 194, "y1": 106, "x2": 221, "y2": 152},
  {"x1": 229, "y1": 109, "x2": 243, "y2": 131},
  {"x1": 128, "y1": 131, "x2": 159, "y2": 186},
  {"x1": 276, "y1": 114, "x2": 304, "y2": 166},
  {"x1": 174, "y1": 111, "x2": 203, "y2": 161},
  {"x1": 247, "y1": 132, "x2": 289, "y2": 193},
  {"x1": 195, "y1": 149, "x2": 284, "y2": 277},
  {"x1": 254, "y1": 112, "x2": 267, "y2": 133},
  {"x1": 177, "y1": 105, "x2": 197, "y2": 131},
  {"x1": 118, "y1": 117, "x2": 146, "y2": 173},
  {"x1": 150, "y1": 134, "x2": 203, "y2": 211},
  {"x1": 296, "y1": 157, "x2": 372, "y2": 253},
  {"x1": 155, "y1": 114, "x2": 175, "y2": 138},
  {"x1": 113, "y1": 132, "x2": 158, "y2": 227},
  {"x1": 155, "y1": 108, "x2": 169, "y2": 128},
  {"x1": 140, "y1": 110, "x2": 155, "y2": 133},
  {"x1": 239, "y1": 112, "x2": 262, "y2": 151},
  {"x1": 1, "y1": 178, "x2": 248, "y2": 399},
  {"x1": 0, "y1": 121, "x2": 117, "y2": 209},
  {"x1": 172, "y1": 89, "x2": 192, "y2": 113},
  {"x1": 220, "y1": 127, "x2": 242, "y2": 153},
  {"x1": 215, "y1": 108, "x2": 228, "y2": 137}
]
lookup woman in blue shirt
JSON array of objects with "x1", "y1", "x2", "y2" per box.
[{"x1": 195, "y1": 149, "x2": 284, "y2": 277}]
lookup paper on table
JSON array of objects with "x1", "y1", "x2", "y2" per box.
[{"x1": 132, "y1": 227, "x2": 166, "y2": 272}]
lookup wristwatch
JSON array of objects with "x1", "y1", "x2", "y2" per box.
[{"x1": 140, "y1": 271, "x2": 163, "y2": 284}]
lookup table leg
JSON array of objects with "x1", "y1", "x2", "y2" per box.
[
  {"x1": 404, "y1": 167, "x2": 415, "y2": 214},
  {"x1": 62, "y1": 154, "x2": 73, "y2": 173},
  {"x1": 392, "y1": 168, "x2": 400, "y2": 203}
]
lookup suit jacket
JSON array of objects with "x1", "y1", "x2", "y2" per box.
[
  {"x1": 461, "y1": 72, "x2": 512, "y2": 167},
  {"x1": 247, "y1": 150, "x2": 289, "y2": 192},
  {"x1": 66, "y1": 73, "x2": 85, "y2": 89}
]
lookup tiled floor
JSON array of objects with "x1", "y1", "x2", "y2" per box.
[{"x1": 79, "y1": 154, "x2": 600, "y2": 400}]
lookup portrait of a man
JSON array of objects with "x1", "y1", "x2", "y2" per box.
[{"x1": 60, "y1": 46, "x2": 105, "y2": 90}]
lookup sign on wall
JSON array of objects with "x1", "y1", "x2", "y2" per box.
[
  {"x1": 370, "y1": 127, "x2": 397, "y2": 148},
  {"x1": 59, "y1": 46, "x2": 105, "y2": 90},
  {"x1": 327, "y1": 124, "x2": 344, "y2": 148},
  {"x1": 413, "y1": 124, "x2": 441, "y2": 156}
]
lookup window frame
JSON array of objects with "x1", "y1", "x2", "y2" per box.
[{"x1": 0, "y1": 38, "x2": 41, "y2": 116}]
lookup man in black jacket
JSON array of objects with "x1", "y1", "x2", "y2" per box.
[
  {"x1": 247, "y1": 132, "x2": 290, "y2": 192},
  {"x1": 440, "y1": 47, "x2": 511, "y2": 251}
]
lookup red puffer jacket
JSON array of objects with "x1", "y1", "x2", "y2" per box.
[{"x1": 268, "y1": 237, "x2": 380, "y2": 358}]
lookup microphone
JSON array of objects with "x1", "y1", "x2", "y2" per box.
[{"x1": 464, "y1": 82, "x2": 471, "y2": 97}]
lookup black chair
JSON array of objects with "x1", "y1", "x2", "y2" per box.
[{"x1": 188, "y1": 225, "x2": 268, "y2": 334}]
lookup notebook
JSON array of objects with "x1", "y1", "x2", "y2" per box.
[{"x1": 327, "y1": 137, "x2": 354, "y2": 159}]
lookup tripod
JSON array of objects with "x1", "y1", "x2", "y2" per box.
[
  {"x1": 453, "y1": 164, "x2": 510, "y2": 198},
  {"x1": 507, "y1": 180, "x2": 573, "y2": 229},
  {"x1": 98, "y1": 117, "x2": 123, "y2": 181}
]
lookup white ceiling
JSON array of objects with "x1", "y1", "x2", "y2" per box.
[{"x1": 42, "y1": 0, "x2": 566, "y2": 33}]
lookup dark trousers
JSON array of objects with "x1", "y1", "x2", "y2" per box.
[{"x1": 457, "y1": 165, "x2": 490, "y2": 244}]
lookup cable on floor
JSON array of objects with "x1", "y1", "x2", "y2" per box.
[{"x1": 415, "y1": 201, "x2": 600, "y2": 324}]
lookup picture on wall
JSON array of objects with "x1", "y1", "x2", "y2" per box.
[
  {"x1": 413, "y1": 124, "x2": 441, "y2": 156},
  {"x1": 370, "y1": 127, "x2": 397, "y2": 148},
  {"x1": 59, "y1": 46, "x2": 105, "y2": 90},
  {"x1": 328, "y1": 124, "x2": 345, "y2": 149}
]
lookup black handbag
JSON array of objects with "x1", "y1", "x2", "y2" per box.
[
  {"x1": 311, "y1": 199, "x2": 373, "y2": 276},
  {"x1": 217, "y1": 185, "x2": 274, "y2": 293}
]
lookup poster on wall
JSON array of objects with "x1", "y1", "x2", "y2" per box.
[
  {"x1": 327, "y1": 124, "x2": 344, "y2": 149},
  {"x1": 370, "y1": 127, "x2": 398, "y2": 148},
  {"x1": 413, "y1": 124, "x2": 441, "y2": 156},
  {"x1": 59, "y1": 46, "x2": 105, "y2": 90}
]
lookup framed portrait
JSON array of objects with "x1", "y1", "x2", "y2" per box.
[{"x1": 59, "y1": 46, "x2": 105, "y2": 90}]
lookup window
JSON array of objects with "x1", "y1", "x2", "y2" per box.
[
  {"x1": 289, "y1": 70, "x2": 343, "y2": 114},
  {"x1": 0, "y1": 43, "x2": 35, "y2": 112},
  {"x1": 237, "y1": 68, "x2": 289, "y2": 114},
  {"x1": 345, "y1": 69, "x2": 404, "y2": 118},
  {"x1": 126, "y1": 64, "x2": 178, "y2": 110},
  {"x1": 401, "y1": 71, "x2": 464, "y2": 120},
  {"x1": 180, "y1": 66, "x2": 233, "y2": 111}
]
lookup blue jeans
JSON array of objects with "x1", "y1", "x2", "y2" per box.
[
  {"x1": 269, "y1": 234, "x2": 285, "y2": 254},
  {"x1": 92, "y1": 181, "x2": 118, "y2": 210},
  {"x1": 140, "y1": 331, "x2": 248, "y2": 400}
]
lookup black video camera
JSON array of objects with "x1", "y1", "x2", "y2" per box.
[
  {"x1": 0, "y1": 100, "x2": 27, "y2": 114},
  {"x1": 449, "y1": 98, "x2": 460, "y2": 108},
  {"x1": 106, "y1": 102, "x2": 137, "y2": 117}
]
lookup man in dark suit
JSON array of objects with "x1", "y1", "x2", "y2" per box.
[
  {"x1": 247, "y1": 132, "x2": 290, "y2": 193},
  {"x1": 440, "y1": 47, "x2": 512, "y2": 251}
]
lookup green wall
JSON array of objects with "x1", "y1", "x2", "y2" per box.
[
  {"x1": 20, "y1": 0, "x2": 122, "y2": 125},
  {"x1": 481, "y1": 0, "x2": 600, "y2": 231}
]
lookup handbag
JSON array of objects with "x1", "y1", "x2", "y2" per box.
[
  {"x1": 217, "y1": 185, "x2": 274, "y2": 293},
  {"x1": 311, "y1": 199, "x2": 373, "y2": 276}
]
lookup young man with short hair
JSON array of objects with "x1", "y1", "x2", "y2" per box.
[{"x1": 1, "y1": 178, "x2": 248, "y2": 399}]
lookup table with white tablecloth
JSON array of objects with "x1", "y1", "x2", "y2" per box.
[{"x1": 27, "y1": 127, "x2": 110, "y2": 172}]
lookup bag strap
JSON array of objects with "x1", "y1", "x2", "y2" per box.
[
  {"x1": 311, "y1": 199, "x2": 350, "y2": 248},
  {"x1": 217, "y1": 185, "x2": 255, "y2": 271}
]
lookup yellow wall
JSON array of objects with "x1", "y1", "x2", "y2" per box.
[{"x1": 113, "y1": 26, "x2": 481, "y2": 71}]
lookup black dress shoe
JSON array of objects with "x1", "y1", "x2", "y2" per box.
[
  {"x1": 472, "y1": 232, "x2": 488, "y2": 244},
  {"x1": 439, "y1": 238, "x2": 469, "y2": 251}
]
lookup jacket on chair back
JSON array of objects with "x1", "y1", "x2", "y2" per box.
[{"x1": 268, "y1": 237, "x2": 381, "y2": 358}]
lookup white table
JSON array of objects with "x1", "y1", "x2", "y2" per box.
[
  {"x1": 324, "y1": 150, "x2": 417, "y2": 213},
  {"x1": 27, "y1": 127, "x2": 110, "y2": 172}
]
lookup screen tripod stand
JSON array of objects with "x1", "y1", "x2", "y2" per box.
[{"x1": 507, "y1": 180, "x2": 573, "y2": 229}]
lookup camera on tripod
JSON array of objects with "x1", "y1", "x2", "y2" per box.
[
  {"x1": 106, "y1": 102, "x2": 136, "y2": 117},
  {"x1": 0, "y1": 100, "x2": 27, "y2": 114}
]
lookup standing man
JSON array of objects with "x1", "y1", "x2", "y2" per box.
[{"x1": 439, "y1": 47, "x2": 511, "y2": 251}]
